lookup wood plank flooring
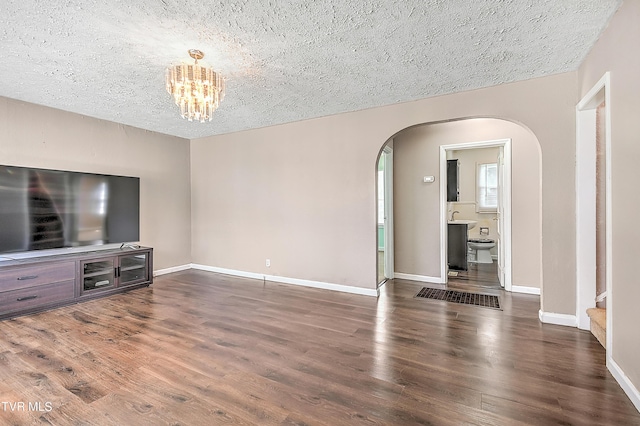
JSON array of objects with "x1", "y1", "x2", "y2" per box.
[
  {"x1": 1, "y1": 270, "x2": 639, "y2": 425},
  {"x1": 448, "y1": 262, "x2": 501, "y2": 289}
]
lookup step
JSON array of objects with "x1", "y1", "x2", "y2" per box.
[{"x1": 586, "y1": 307, "x2": 606, "y2": 349}]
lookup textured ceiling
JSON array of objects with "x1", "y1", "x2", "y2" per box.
[{"x1": 0, "y1": 0, "x2": 621, "y2": 140}]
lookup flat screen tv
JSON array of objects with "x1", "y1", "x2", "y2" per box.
[{"x1": 0, "y1": 165, "x2": 140, "y2": 256}]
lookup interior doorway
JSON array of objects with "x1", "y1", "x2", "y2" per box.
[
  {"x1": 576, "y1": 72, "x2": 611, "y2": 351},
  {"x1": 377, "y1": 145, "x2": 394, "y2": 286},
  {"x1": 440, "y1": 139, "x2": 513, "y2": 291}
]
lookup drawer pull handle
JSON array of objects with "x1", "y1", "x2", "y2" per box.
[
  {"x1": 17, "y1": 295, "x2": 38, "y2": 302},
  {"x1": 17, "y1": 275, "x2": 38, "y2": 281}
]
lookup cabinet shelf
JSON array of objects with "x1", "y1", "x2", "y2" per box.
[
  {"x1": 83, "y1": 275, "x2": 113, "y2": 291},
  {"x1": 117, "y1": 253, "x2": 149, "y2": 287},
  {"x1": 81, "y1": 259, "x2": 115, "y2": 292},
  {"x1": 121, "y1": 264, "x2": 145, "y2": 272},
  {"x1": 83, "y1": 269, "x2": 113, "y2": 278},
  {"x1": 79, "y1": 250, "x2": 151, "y2": 295},
  {"x1": 120, "y1": 256, "x2": 146, "y2": 269},
  {"x1": 83, "y1": 261, "x2": 114, "y2": 276}
]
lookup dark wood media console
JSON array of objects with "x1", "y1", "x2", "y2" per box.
[{"x1": 0, "y1": 246, "x2": 152, "y2": 320}]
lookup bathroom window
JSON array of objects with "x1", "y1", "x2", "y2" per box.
[{"x1": 477, "y1": 163, "x2": 498, "y2": 212}]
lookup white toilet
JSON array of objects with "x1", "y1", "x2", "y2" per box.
[{"x1": 468, "y1": 238, "x2": 496, "y2": 263}]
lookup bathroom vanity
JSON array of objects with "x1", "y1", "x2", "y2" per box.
[{"x1": 448, "y1": 222, "x2": 469, "y2": 270}]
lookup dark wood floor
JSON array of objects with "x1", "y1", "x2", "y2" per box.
[
  {"x1": 448, "y1": 262, "x2": 502, "y2": 289},
  {"x1": 1, "y1": 270, "x2": 639, "y2": 425}
]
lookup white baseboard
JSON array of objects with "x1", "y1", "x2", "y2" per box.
[
  {"x1": 538, "y1": 310, "x2": 577, "y2": 327},
  {"x1": 190, "y1": 264, "x2": 378, "y2": 297},
  {"x1": 394, "y1": 272, "x2": 445, "y2": 284},
  {"x1": 608, "y1": 357, "x2": 640, "y2": 413},
  {"x1": 191, "y1": 264, "x2": 263, "y2": 280},
  {"x1": 153, "y1": 264, "x2": 191, "y2": 277},
  {"x1": 512, "y1": 285, "x2": 541, "y2": 295}
]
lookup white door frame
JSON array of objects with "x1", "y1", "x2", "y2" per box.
[
  {"x1": 497, "y1": 147, "x2": 506, "y2": 287},
  {"x1": 440, "y1": 139, "x2": 513, "y2": 291},
  {"x1": 575, "y1": 72, "x2": 612, "y2": 354},
  {"x1": 382, "y1": 145, "x2": 395, "y2": 279}
]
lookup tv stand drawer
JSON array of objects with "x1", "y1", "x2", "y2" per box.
[
  {"x1": 0, "y1": 262, "x2": 75, "y2": 292},
  {"x1": 0, "y1": 280, "x2": 75, "y2": 317}
]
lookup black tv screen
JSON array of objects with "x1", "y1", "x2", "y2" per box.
[{"x1": 0, "y1": 165, "x2": 140, "y2": 255}]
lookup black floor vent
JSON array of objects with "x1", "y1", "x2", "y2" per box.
[{"x1": 415, "y1": 287, "x2": 501, "y2": 310}]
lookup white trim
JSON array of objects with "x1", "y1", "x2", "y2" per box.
[
  {"x1": 191, "y1": 264, "x2": 379, "y2": 297},
  {"x1": 153, "y1": 264, "x2": 191, "y2": 277},
  {"x1": 383, "y1": 145, "x2": 395, "y2": 280},
  {"x1": 575, "y1": 72, "x2": 612, "y2": 346},
  {"x1": 577, "y1": 72, "x2": 610, "y2": 110},
  {"x1": 538, "y1": 310, "x2": 577, "y2": 327},
  {"x1": 603, "y1": 76, "x2": 614, "y2": 359},
  {"x1": 439, "y1": 146, "x2": 449, "y2": 283},
  {"x1": 440, "y1": 139, "x2": 512, "y2": 291},
  {"x1": 502, "y1": 142, "x2": 513, "y2": 292},
  {"x1": 575, "y1": 84, "x2": 599, "y2": 330},
  {"x1": 511, "y1": 285, "x2": 541, "y2": 295},
  {"x1": 608, "y1": 358, "x2": 640, "y2": 413},
  {"x1": 394, "y1": 272, "x2": 446, "y2": 284},
  {"x1": 192, "y1": 264, "x2": 263, "y2": 279}
]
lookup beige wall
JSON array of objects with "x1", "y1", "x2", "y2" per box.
[
  {"x1": 0, "y1": 97, "x2": 192, "y2": 270},
  {"x1": 393, "y1": 119, "x2": 541, "y2": 289},
  {"x1": 191, "y1": 72, "x2": 576, "y2": 307},
  {"x1": 578, "y1": 0, "x2": 640, "y2": 394}
]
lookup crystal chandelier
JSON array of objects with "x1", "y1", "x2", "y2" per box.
[{"x1": 165, "y1": 49, "x2": 225, "y2": 122}]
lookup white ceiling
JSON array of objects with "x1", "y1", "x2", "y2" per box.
[{"x1": 0, "y1": 0, "x2": 621, "y2": 140}]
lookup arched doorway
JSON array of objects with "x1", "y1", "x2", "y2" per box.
[{"x1": 375, "y1": 117, "x2": 542, "y2": 295}]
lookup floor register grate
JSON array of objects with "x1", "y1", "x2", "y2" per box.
[{"x1": 415, "y1": 287, "x2": 501, "y2": 310}]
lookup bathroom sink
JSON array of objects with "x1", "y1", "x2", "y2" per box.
[{"x1": 448, "y1": 219, "x2": 477, "y2": 229}]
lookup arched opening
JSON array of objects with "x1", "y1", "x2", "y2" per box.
[{"x1": 375, "y1": 117, "x2": 543, "y2": 296}]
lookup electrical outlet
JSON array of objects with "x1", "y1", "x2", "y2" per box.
[{"x1": 266, "y1": 259, "x2": 271, "y2": 267}]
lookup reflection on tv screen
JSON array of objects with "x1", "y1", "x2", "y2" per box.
[{"x1": 0, "y1": 165, "x2": 139, "y2": 254}]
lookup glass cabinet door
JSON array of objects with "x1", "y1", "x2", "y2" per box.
[
  {"x1": 118, "y1": 253, "x2": 149, "y2": 286},
  {"x1": 82, "y1": 259, "x2": 116, "y2": 292}
]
